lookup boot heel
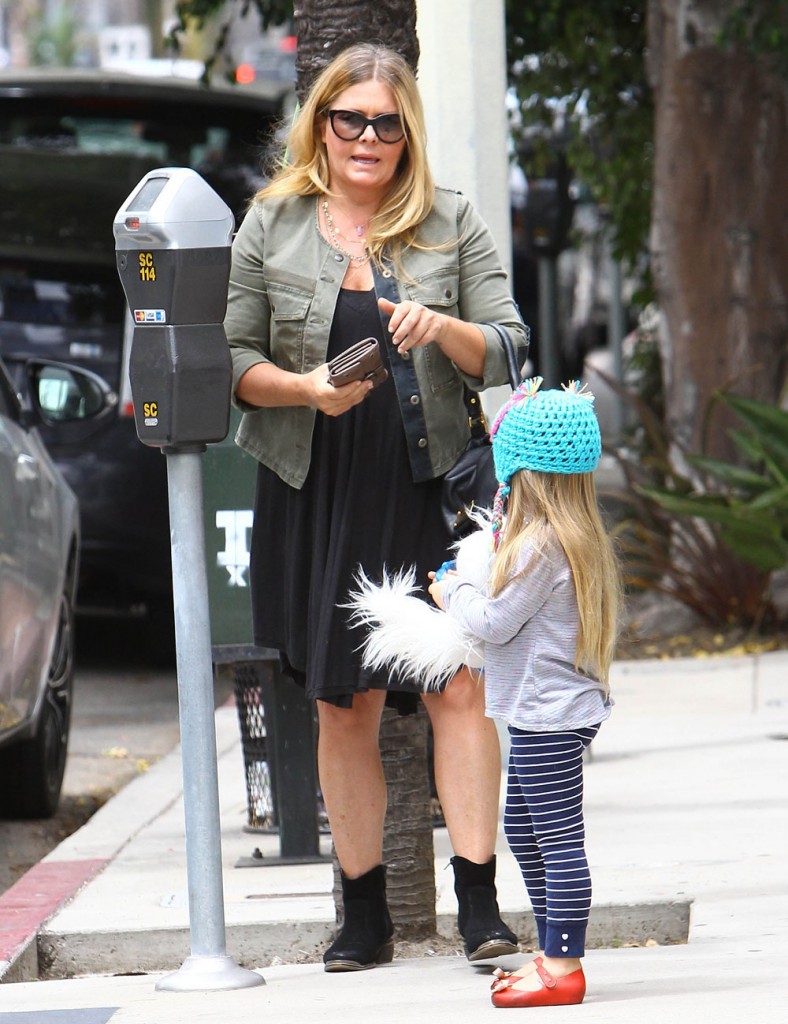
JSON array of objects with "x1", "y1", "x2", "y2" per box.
[{"x1": 375, "y1": 937, "x2": 395, "y2": 964}]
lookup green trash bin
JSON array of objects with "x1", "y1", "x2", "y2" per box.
[{"x1": 203, "y1": 409, "x2": 324, "y2": 862}]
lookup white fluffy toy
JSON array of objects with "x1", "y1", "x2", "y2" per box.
[{"x1": 346, "y1": 518, "x2": 495, "y2": 691}]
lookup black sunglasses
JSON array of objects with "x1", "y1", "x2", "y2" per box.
[{"x1": 326, "y1": 108, "x2": 406, "y2": 144}]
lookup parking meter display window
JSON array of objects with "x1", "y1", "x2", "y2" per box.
[{"x1": 128, "y1": 176, "x2": 169, "y2": 213}]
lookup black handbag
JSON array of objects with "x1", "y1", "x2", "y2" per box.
[{"x1": 441, "y1": 322, "x2": 529, "y2": 539}]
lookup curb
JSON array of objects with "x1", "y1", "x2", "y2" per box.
[{"x1": 34, "y1": 898, "x2": 691, "y2": 981}]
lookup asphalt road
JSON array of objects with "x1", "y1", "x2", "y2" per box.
[{"x1": 0, "y1": 617, "x2": 232, "y2": 896}]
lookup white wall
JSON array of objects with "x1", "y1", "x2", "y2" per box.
[{"x1": 416, "y1": 0, "x2": 511, "y2": 275}]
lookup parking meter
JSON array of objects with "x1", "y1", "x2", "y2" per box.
[
  {"x1": 112, "y1": 170, "x2": 262, "y2": 993},
  {"x1": 113, "y1": 167, "x2": 234, "y2": 451}
]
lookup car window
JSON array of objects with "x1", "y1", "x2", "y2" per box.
[
  {"x1": 0, "y1": 259, "x2": 124, "y2": 385},
  {"x1": 0, "y1": 90, "x2": 281, "y2": 261}
]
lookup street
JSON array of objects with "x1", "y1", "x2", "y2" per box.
[{"x1": 0, "y1": 617, "x2": 232, "y2": 896}]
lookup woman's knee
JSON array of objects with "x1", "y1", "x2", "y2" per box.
[
  {"x1": 423, "y1": 667, "x2": 485, "y2": 721},
  {"x1": 317, "y1": 690, "x2": 385, "y2": 742}
]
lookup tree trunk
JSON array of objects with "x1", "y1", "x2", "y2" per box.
[
  {"x1": 647, "y1": 0, "x2": 788, "y2": 460},
  {"x1": 294, "y1": 0, "x2": 419, "y2": 101},
  {"x1": 298, "y1": 0, "x2": 438, "y2": 940},
  {"x1": 379, "y1": 705, "x2": 436, "y2": 938}
]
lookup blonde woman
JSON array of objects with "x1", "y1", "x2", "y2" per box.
[
  {"x1": 429, "y1": 379, "x2": 622, "y2": 1008},
  {"x1": 225, "y1": 42, "x2": 527, "y2": 972}
]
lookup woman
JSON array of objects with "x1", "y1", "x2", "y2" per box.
[{"x1": 225, "y1": 42, "x2": 528, "y2": 972}]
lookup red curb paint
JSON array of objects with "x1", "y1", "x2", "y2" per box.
[{"x1": 0, "y1": 858, "x2": 107, "y2": 963}]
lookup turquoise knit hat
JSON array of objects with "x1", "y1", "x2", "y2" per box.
[
  {"x1": 490, "y1": 377, "x2": 601, "y2": 482},
  {"x1": 488, "y1": 378, "x2": 601, "y2": 547}
]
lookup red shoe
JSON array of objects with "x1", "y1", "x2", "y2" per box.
[{"x1": 491, "y1": 960, "x2": 586, "y2": 1008}]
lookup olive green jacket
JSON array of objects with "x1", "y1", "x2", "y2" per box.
[{"x1": 225, "y1": 187, "x2": 526, "y2": 489}]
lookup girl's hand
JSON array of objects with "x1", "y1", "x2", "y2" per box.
[
  {"x1": 305, "y1": 364, "x2": 372, "y2": 416},
  {"x1": 378, "y1": 296, "x2": 446, "y2": 354},
  {"x1": 428, "y1": 576, "x2": 446, "y2": 610}
]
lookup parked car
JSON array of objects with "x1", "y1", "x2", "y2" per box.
[
  {"x1": 0, "y1": 354, "x2": 113, "y2": 818},
  {"x1": 0, "y1": 69, "x2": 289, "y2": 652}
]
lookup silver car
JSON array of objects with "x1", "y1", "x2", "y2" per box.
[{"x1": 0, "y1": 356, "x2": 112, "y2": 818}]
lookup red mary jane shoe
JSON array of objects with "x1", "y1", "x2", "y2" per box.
[{"x1": 491, "y1": 960, "x2": 586, "y2": 1008}]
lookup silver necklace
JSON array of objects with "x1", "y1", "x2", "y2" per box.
[{"x1": 322, "y1": 200, "x2": 370, "y2": 265}]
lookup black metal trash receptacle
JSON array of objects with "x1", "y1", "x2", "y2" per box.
[
  {"x1": 203, "y1": 410, "x2": 326, "y2": 863},
  {"x1": 232, "y1": 658, "x2": 275, "y2": 832}
]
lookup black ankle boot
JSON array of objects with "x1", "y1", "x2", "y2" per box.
[
  {"x1": 451, "y1": 854, "x2": 519, "y2": 961},
  {"x1": 323, "y1": 864, "x2": 395, "y2": 972}
]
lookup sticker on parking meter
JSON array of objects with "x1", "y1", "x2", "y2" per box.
[
  {"x1": 133, "y1": 309, "x2": 167, "y2": 323},
  {"x1": 143, "y1": 402, "x2": 159, "y2": 426},
  {"x1": 138, "y1": 252, "x2": 157, "y2": 281}
]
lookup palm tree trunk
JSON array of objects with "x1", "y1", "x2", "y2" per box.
[{"x1": 294, "y1": 0, "x2": 419, "y2": 101}]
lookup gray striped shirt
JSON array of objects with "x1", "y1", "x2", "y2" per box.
[{"x1": 441, "y1": 537, "x2": 613, "y2": 731}]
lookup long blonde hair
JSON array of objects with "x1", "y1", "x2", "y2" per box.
[
  {"x1": 489, "y1": 470, "x2": 621, "y2": 687},
  {"x1": 256, "y1": 43, "x2": 436, "y2": 269}
]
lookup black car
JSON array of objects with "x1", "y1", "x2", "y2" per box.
[{"x1": 0, "y1": 69, "x2": 289, "y2": 651}]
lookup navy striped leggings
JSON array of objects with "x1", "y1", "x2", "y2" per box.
[{"x1": 503, "y1": 725, "x2": 599, "y2": 958}]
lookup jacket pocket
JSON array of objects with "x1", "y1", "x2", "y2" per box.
[
  {"x1": 407, "y1": 266, "x2": 461, "y2": 315},
  {"x1": 267, "y1": 283, "x2": 312, "y2": 372}
]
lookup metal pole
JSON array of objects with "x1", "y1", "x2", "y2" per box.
[
  {"x1": 537, "y1": 255, "x2": 560, "y2": 387},
  {"x1": 156, "y1": 451, "x2": 263, "y2": 992},
  {"x1": 607, "y1": 247, "x2": 626, "y2": 439}
]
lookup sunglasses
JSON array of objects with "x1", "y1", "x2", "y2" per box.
[{"x1": 326, "y1": 108, "x2": 406, "y2": 144}]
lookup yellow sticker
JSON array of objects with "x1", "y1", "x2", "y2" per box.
[{"x1": 138, "y1": 252, "x2": 156, "y2": 282}]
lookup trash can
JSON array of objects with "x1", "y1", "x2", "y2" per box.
[{"x1": 203, "y1": 408, "x2": 326, "y2": 863}]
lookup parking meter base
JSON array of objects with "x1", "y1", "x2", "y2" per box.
[
  {"x1": 129, "y1": 324, "x2": 232, "y2": 448},
  {"x1": 156, "y1": 954, "x2": 265, "y2": 992}
]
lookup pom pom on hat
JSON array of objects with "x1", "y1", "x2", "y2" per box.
[{"x1": 490, "y1": 378, "x2": 602, "y2": 484}]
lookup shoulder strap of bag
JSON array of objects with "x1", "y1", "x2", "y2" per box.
[{"x1": 483, "y1": 321, "x2": 530, "y2": 391}]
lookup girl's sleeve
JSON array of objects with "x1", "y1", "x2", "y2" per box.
[{"x1": 441, "y1": 547, "x2": 558, "y2": 645}]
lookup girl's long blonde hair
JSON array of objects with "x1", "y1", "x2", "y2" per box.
[
  {"x1": 256, "y1": 43, "x2": 436, "y2": 269},
  {"x1": 489, "y1": 470, "x2": 622, "y2": 687}
]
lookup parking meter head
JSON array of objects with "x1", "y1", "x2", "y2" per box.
[{"x1": 113, "y1": 168, "x2": 235, "y2": 450}]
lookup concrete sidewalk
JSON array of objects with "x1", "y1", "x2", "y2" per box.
[{"x1": 0, "y1": 649, "x2": 786, "y2": 1023}]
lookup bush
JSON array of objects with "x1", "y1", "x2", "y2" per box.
[{"x1": 602, "y1": 346, "x2": 787, "y2": 630}]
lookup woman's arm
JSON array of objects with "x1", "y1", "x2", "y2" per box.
[
  {"x1": 227, "y1": 204, "x2": 371, "y2": 417},
  {"x1": 236, "y1": 360, "x2": 372, "y2": 416}
]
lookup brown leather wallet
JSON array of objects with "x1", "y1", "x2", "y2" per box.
[{"x1": 327, "y1": 337, "x2": 388, "y2": 388}]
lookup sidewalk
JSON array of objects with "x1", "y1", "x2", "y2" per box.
[{"x1": 1, "y1": 649, "x2": 786, "y2": 1023}]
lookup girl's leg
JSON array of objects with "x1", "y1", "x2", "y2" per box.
[
  {"x1": 497, "y1": 737, "x2": 545, "y2": 978},
  {"x1": 498, "y1": 726, "x2": 598, "y2": 993},
  {"x1": 503, "y1": 744, "x2": 547, "y2": 949},
  {"x1": 316, "y1": 688, "x2": 387, "y2": 877}
]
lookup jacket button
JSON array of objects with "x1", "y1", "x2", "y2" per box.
[
  {"x1": 444, "y1": 289, "x2": 452, "y2": 298},
  {"x1": 334, "y1": 253, "x2": 344, "y2": 262},
  {"x1": 401, "y1": 350, "x2": 411, "y2": 360},
  {"x1": 410, "y1": 395, "x2": 420, "y2": 405},
  {"x1": 418, "y1": 437, "x2": 427, "y2": 448}
]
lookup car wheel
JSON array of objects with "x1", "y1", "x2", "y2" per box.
[{"x1": 0, "y1": 567, "x2": 75, "y2": 820}]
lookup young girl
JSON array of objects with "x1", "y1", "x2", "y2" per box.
[{"x1": 428, "y1": 377, "x2": 621, "y2": 1008}]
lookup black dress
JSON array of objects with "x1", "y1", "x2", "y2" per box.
[{"x1": 249, "y1": 286, "x2": 453, "y2": 713}]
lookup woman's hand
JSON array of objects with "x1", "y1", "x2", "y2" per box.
[
  {"x1": 377, "y1": 297, "x2": 485, "y2": 378},
  {"x1": 378, "y1": 296, "x2": 447, "y2": 353},
  {"x1": 304, "y1": 364, "x2": 373, "y2": 416}
]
